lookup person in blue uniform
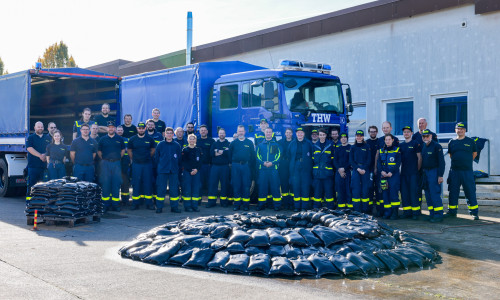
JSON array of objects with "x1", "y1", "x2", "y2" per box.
[
  {"x1": 207, "y1": 128, "x2": 231, "y2": 208},
  {"x1": 155, "y1": 127, "x2": 182, "y2": 213},
  {"x1": 146, "y1": 119, "x2": 163, "y2": 202},
  {"x1": 400, "y1": 126, "x2": 422, "y2": 219},
  {"x1": 254, "y1": 119, "x2": 275, "y2": 146},
  {"x1": 420, "y1": 129, "x2": 445, "y2": 222},
  {"x1": 412, "y1": 118, "x2": 438, "y2": 205},
  {"x1": 94, "y1": 103, "x2": 112, "y2": 137},
  {"x1": 350, "y1": 130, "x2": 371, "y2": 213},
  {"x1": 116, "y1": 126, "x2": 131, "y2": 206},
  {"x1": 312, "y1": 128, "x2": 334, "y2": 209},
  {"x1": 175, "y1": 127, "x2": 188, "y2": 149},
  {"x1": 185, "y1": 122, "x2": 197, "y2": 138},
  {"x1": 128, "y1": 122, "x2": 156, "y2": 211},
  {"x1": 26, "y1": 121, "x2": 51, "y2": 202},
  {"x1": 197, "y1": 125, "x2": 215, "y2": 204},
  {"x1": 46, "y1": 130, "x2": 67, "y2": 180},
  {"x1": 151, "y1": 108, "x2": 166, "y2": 138},
  {"x1": 256, "y1": 127, "x2": 281, "y2": 211},
  {"x1": 447, "y1": 122, "x2": 479, "y2": 220},
  {"x1": 182, "y1": 134, "x2": 202, "y2": 212},
  {"x1": 72, "y1": 108, "x2": 96, "y2": 140},
  {"x1": 229, "y1": 125, "x2": 256, "y2": 211},
  {"x1": 70, "y1": 124, "x2": 97, "y2": 182},
  {"x1": 377, "y1": 134, "x2": 401, "y2": 219},
  {"x1": 122, "y1": 114, "x2": 138, "y2": 139},
  {"x1": 288, "y1": 127, "x2": 313, "y2": 212},
  {"x1": 334, "y1": 132, "x2": 351, "y2": 209},
  {"x1": 278, "y1": 128, "x2": 294, "y2": 210},
  {"x1": 98, "y1": 121, "x2": 125, "y2": 212},
  {"x1": 366, "y1": 126, "x2": 379, "y2": 214}
]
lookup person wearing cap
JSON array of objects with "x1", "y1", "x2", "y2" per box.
[
  {"x1": 310, "y1": 129, "x2": 319, "y2": 144},
  {"x1": 128, "y1": 122, "x2": 156, "y2": 211},
  {"x1": 311, "y1": 128, "x2": 334, "y2": 209},
  {"x1": 181, "y1": 134, "x2": 203, "y2": 212},
  {"x1": 207, "y1": 128, "x2": 231, "y2": 208},
  {"x1": 400, "y1": 126, "x2": 422, "y2": 219},
  {"x1": 256, "y1": 127, "x2": 282, "y2": 211},
  {"x1": 446, "y1": 122, "x2": 479, "y2": 220},
  {"x1": 197, "y1": 125, "x2": 215, "y2": 204},
  {"x1": 254, "y1": 119, "x2": 275, "y2": 146},
  {"x1": 334, "y1": 132, "x2": 352, "y2": 209},
  {"x1": 421, "y1": 129, "x2": 445, "y2": 222},
  {"x1": 229, "y1": 125, "x2": 256, "y2": 211},
  {"x1": 98, "y1": 121, "x2": 125, "y2": 212},
  {"x1": 377, "y1": 134, "x2": 401, "y2": 219},
  {"x1": 116, "y1": 125, "x2": 131, "y2": 206},
  {"x1": 366, "y1": 126, "x2": 379, "y2": 214},
  {"x1": 288, "y1": 127, "x2": 313, "y2": 211},
  {"x1": 350, "y1": 130, "x2": 371, "y2": 213},
  {"x1": 278, "y1": 128, "x2": 294, "y2": 210},
  {"x1": 412, "y1": 118, "x2": 438, "y2": 205},
  {"x1": 70, "y1": 123, "x2": 97, "y2": 182},
  {"x1": 155, "y1": 127, "x2": 182, "y2": 213}
]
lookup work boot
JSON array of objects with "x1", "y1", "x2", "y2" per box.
[
  {"x1": 444, "y1": 212, "x2": 457, "y2": 218},
  {"x1": 430, "y1": 216, "x2": 443, "y2": 223},
  {"x1": 130, "y1": 204, "x2": 139, "y2": 211},
  {"x1": 146, "y1": 205, "x2": 155, "y2": 210},
  {"x1": 473, "y1": 215, "x2": 479, "y2": 221},
  {"x1": 256, "y1": 206, "x2": 265, "y2": 211},
  {"x1": 155, "y1": 208, "x2": 162, "y2": 214},
  {"x1": 233, "y1": 207, "x2": 240, "y2": 211},
  {"x1": 185, "y1": 207, "x2": 193, "y2": 212},
  {"x1": 206, "y1": 203, "x2": 216, "y2": 208},
  {"x1": 171, "y1": 207, "x2": 181, "y2": 213},
  {"x1": 192, "y1": 207, "x2": 200, "y2": 212}
]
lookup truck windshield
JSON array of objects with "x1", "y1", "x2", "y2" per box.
[{"x1": 283, "y1": 76, "x2": 343, "y2": 114}]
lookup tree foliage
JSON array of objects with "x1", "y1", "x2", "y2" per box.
[
  {"x1": 37, "y1": 41, "x2": 77, "y2": 68},
  {"x1": 0, "y1": 57, "x2": 4, "y2": 75}
]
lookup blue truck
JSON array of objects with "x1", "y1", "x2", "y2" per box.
[
  {"x1": 121, "y1": 59, "x2": 353, "y2": 139},
  {"x1": 0, "y1": 59, "x2": 352, "y2": 197}
]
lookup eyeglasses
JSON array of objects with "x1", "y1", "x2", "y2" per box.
[{"x1": 187, "y1": 126, "x2": 194, "y2": 129}]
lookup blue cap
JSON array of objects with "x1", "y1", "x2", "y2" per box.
[
  {"x1": 402, "y1": 126, "x2": 413, "y2": 132},
  {"x1": 455, "y1": 122, "x2": 466, "y2": 129},
  {"x1": 355, "y1": 130, "x2": 364, "y2": 136},
  {"x1": 421, "y1": 129, "x2": 433, "y2": 136},
  {"x1": 107, "y1": 121, "x2": 116, "y2": 127}
]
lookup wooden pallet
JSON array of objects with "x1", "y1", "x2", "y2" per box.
[
  {"x1": 27, "y1": 216, "x2": 44, "y2": 226},
  {"x1": 43, "y1": 214, "x2": 101, "y2": 228}
]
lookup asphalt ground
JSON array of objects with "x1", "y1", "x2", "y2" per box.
[{"x1": 1, "y1": 196, "x2": 500, "y2": 300}]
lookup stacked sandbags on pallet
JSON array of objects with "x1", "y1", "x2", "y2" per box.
[{"x1": 25, "y1": 177, "x2": 103, "y2": 219}]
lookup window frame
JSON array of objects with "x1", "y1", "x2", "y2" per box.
[
  {"x1": 218, "y1": 83, "x2": 239, "y2": 110},
  {"x1": 381, "y1": 97, "x2": 414, "y2": 138},
  {"x1": 429, "y1": 92, "x2": 468, "y2": 140}
]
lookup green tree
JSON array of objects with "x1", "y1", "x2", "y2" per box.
[
  {"x1": 37, "y1": 41, "x2": 77, "y2": 68},
  {"x1": 0, "y1": 56, "x2": 4, "y2": 75}
]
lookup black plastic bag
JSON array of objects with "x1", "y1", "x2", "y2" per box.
[
  {"x1": 189, "y1": 237, "x2": 215, "y2": 249},
  {"x1": 247, "y1": 253, "x2": 271, "y2": 275},
  {"x1": 269, "y1": 257, "x2": 294, "y2": 276},
  {"x1": 168, "y1": 248, "x2": 194, "y2": 265},
  {"x1": 245, "y1": 230, "x2": 270, "y2": 247},
  {"x1": 226, "y1": 242, "x2": 246, "y2": 254},
  {"x1": 210, "y1": 225, "x2": 233, "y2": 239},
  {"x1": 374, "y1": 250, "x2": 403, "y2": 272},
  {"x1": 308, "y1": 254, "x2": 340, "y2": 277},
  {"x1": 224, "y1": 254, "x2": 249, "y2": 274},
  {"x1": 346, "y1": 252, "x2": 377, "y2": 275},
  {"x1": 210, "y1": 238, "x2": 228, "y2": 251},
  {"x1": 283, "y1": 230, "x2": 308, "y2": 247},
  {"x1": 297, "y1": 228, "x2": 322, "y2": 246},
  {"x1": 290, "y1": 256, "x2": 316, "y2": 276},
  {"x1": 284, "y1": 244, "x2": 302, "y2": 259},
  {"x1": 143, "y1": 240, "x2": 183, "y2": 265},
  {"x1": 266, "y1": 245, "x2": 285, "y2": 257},
  {"x1": 267, "y1": 228, "x2": 287, "y2": 245},
  {"x1": 329, "y1": 254, "x2": 362, "y2": 276},
  {"x1": 183, "y1": 248, "x2": 215, "y2": 269},
  {"x1": 207, "y1": 251, "x2": 230, "y2": 272},
  {"x1": 228, "y1": 229, "x2": 252, "y2": 244},
  {"x1": 245, "y1": 247, "x2": 265, "y2": 255},
  {"x1": 312, "y1": 226, "x2": 350, "y2": 247}
]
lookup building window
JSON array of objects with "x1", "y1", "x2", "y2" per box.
[
  {"x1": 386, "y1": 101, "x2": 413, "y2": 135},
  {"x1": 349, "y1": 103, "x2": 366, "y2": 135},
  {"x1": 219, "y1": 84, "x2": 238, "y2": 109},
  {"x1": 436, "y1": 96, "x2": 467, "y2": 133}
]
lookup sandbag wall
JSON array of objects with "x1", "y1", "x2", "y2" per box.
[
  {"x1": 25, "y1": 177, "x2": 103, "y2": 218},
  {"x1": 119, "y1": 209, "x2": 441, "y2": 278}
]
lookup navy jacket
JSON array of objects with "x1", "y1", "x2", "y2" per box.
[
  {"x1": 288, "y1": 139, "x2": 313, "y2": 175},
  {"x1": 312, "y1": 141, "x2": 334, "y2": 178},
  {"x1": 256, "y1": 139, "x2": 281, "y2": 170},
  {"x1": 350, "y1": 142, "x2": 371, "y2": 171},
  {"x1": 155, "y1": 140, "x2": 181, "y2": 174},
  {"x1": 421, "y1": 141, "x2": 445, "y2": 177},
  {"x1": 334, "y1": 144, "x2": 351, "y2": 171},
  {"x1": 377, "y1": 145, "x2": 401, "y2": 174}
]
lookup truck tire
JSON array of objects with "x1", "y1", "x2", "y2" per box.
[{"x1": 0, "y1": 159, "x2": 15, "y2": 197}]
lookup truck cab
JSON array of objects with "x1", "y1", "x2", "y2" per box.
[{"x1": 212, "y1": 60, "x2": 353, "y2": 139}]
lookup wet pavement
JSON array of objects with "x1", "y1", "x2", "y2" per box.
[{"x1": 1, "y1": 196, "x2": 499, "y2": 299}]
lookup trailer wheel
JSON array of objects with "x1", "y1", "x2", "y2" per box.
[{"x1": 0, "y1": 159, "x2": 15, "y2": 197}]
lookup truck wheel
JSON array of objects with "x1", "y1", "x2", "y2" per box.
[{"x1": 0, "y1": 159, "x2": 14, "y2": 197}]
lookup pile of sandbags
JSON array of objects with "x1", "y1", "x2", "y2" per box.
[
  {"x1": 26, "y1": 177, "x2": 102, "y2": 218},
  {"x1": 119, "y1": 209, "x2": 441, "y2": 278}
]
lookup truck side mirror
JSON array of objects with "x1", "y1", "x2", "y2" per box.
[
  {"x1": 264, "y1": 100, "x2": 275, "y2": 111},
  {"x1": 263, "y1": 82, "x2": 274, "y2": 100}
]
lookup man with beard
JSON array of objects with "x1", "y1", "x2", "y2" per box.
[{"x1": 26, "y1": 121, "x2": 51, "y2": 203}]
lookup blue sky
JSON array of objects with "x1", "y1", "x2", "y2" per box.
[{"x1": 0, "y1": 0, "x2": 372, "y2": 73}]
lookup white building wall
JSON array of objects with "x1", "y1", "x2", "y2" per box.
[{"x1": 214, "y1": 4, "x2": 500, "y2": 175}]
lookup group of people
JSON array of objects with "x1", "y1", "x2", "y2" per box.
[{"x1": 26, "y1": 104, "x2": 479, "y2": 221}]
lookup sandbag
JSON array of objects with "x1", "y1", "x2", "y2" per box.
[
  {"x1": 308, "y1": 254, "x2": 341, "y2": 277},
  {"x1": 312, "y1": 226, "x2": 351, "y2": 247},
  {"x1": 269, "y1": 257, "x2": 294, "y2": 276},
  {"x1": 290, "y1": 256, "x2": 316, "y2": 276},
  {"x1": 267, "y1": 228, "x2": 287, "y2": 245},
  {"x1": 168, "y1": 248, "x2": 194, "y2": 265},
  {"x1": 297, "y1": 228, "x2": 322, "y2": 246},
  {"x1": 143, "y1": 240, "x2": 183, "y2": 265},
  {"x1": 224, "y1": 254, "x2": 249, "y2": 274},
  {"x1": 283, "y1": 230, "x2": 308, "y2": 247},
  {"x1": 247, "y1": 253, "x2": 271, "y2": 275},
  {"x1": 207, "y1": 251, "x2": 230, "y2": 272},
  {"x1": 228, "y1": 229, "x2": 252, "y2": 244},
  {"x1": 245, "y1": 230, "x2": 270, "y2": 247},
  {"x1": 226, "y1": 242, "x2": 246, "y2": 254},
  {"x1": 183, "y1": 248, "x2": 215, "y2": 269},
  {"x1": 328, "y1": 254, "x2": 362, "y2": 276}
]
